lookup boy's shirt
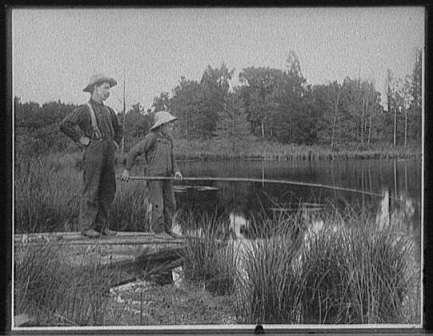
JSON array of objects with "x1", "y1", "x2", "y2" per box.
[{"x1": 126, "y1": 131, "x2": 178, "y2": 176}]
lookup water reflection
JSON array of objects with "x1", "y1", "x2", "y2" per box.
[
  {"x1": 376, "y1": 189, "x2": 418, "y2": 240},
  {"x1": 172, "y1": 159, "x2": 420, "y2": 239},
  {"x1": 228, "y1": 212, "x2": 250, "y2": 240}
]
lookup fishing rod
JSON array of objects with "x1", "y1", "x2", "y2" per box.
[{"x1": 118, "y1": 175, "x2": 390, "y2": 200}]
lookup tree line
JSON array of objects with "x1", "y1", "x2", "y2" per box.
[{"x1": 14, "y1": 49, "x2": 422, "y2": 157}]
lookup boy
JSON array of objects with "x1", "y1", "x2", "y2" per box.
[{"x1": 121, "y1": 110, "x2": 182, "y2": 236}]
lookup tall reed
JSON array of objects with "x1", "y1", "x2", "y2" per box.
[
  {"x1": 110, "y1": 181, "x2": 151, "y2": 232},
  {"x1": 180, "y1": 211, "x2": 238, "y2": 296},
  {"x1": 14, "y1": 154, "x2": 81, "y2": 233},
  {"x1": 14, "y1": 242, "x2": 125, "y2": 326},
  {"x1": 230, "y1": 210, "x2": 419, "y2": 324},
  {"x1": 174, "y1": 138, "x2": 420, "y2": 161},
  {"x1": 14, "y1": 153, "x2": 152, "y2": 233}
]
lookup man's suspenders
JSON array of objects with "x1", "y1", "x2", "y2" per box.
[{"x1": 86, "y1": 102, "x2": 102, "y2": 139}]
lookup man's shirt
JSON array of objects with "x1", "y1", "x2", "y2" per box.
[{"x1": 60, "y1": 99, "x2": 122, "y2": 146}]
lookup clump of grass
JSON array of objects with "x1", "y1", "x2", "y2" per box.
[
  {"x1": 14, "y1": 155, "x2": 81, "y2": 233},
  {"x1": 345, "y1": 221, "x2": 417, "y2": 323},
  {"x1": 14, "y1": 242, "x2": 125, "y2": 326},
  {"x1": 180, "y1": 211, "x2": 238, "y2": 296},
  {"x1": 110, "y1": 181, "x2": 151, "y2": 232},
  {"x1": 234, "y1": 234, "x2": 303, "y2": 324},
  {"x1": 232, "y1": 211, "x2": 305, "y2": 324},
  {"x1": 299, "y1": 222, "x2": 354, "y2": 324},
  {"x1": 230, "y1": 209, "x2": 419, "y2": 325},
  {"x1": 300, "y1": 215, "x2": 419, "y2": 324}
]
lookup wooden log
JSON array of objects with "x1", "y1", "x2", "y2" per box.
[
  {"x1": 14, "y1": 232, "x2": 228, "y2": 288},
  {"x1": 14, "y1": 231, "x2": 185, "y2": 246},
  {"x1": 14, "y1": 232, "x2": 187, "y2": 280}
]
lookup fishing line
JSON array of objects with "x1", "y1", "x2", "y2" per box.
[{"x1": 119, "y1": 175, "x2": 394, "y2": 200}]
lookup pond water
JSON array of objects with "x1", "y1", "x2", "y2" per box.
[{"x1": 131, "y1": 158, "x2": 421, "y2": 253}]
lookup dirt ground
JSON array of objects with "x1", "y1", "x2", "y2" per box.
[{"x1": 105, "y1": 279, "x2": 238, "y2": 326}]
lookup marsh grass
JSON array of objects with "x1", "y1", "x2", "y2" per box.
[
  {"x1": 14, "y1": 153, "x2": 151, "y2": 233},
  {"x1": 14, "y1": 207, "x2": 420, "y2": 326},
  {"x1": 14, "y1": 242, "x2": 126, "y2": 326},
  {"x1": 174, "y1": 138, "x2": 419, "y2": 161},
  {"x1": 232, "y1": 210, "x2": 305, "y2": 324},
  {"x1": 345, "y1": 222, "x2": 417, "y2": 323},
  {"x1": 234, "y1": 234, "x2": 303, "y2": 324},
  {"x1": 181, "y1": 208, "x2": 420, "y2": 324},
  {"x1": 180, "y1": 211, "x2": 238, "y2": 296},
  {"x1": 110, "y1": 181, "x2": 151, "y2": 232},
  {"x1": 14, "y1": 154, "x2": 81, "y2": 233},
  {"x1": 235, "y1": 210, "x2": 419, "y2": 324}
]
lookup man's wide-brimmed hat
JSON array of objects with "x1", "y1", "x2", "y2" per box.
[
  {"x1": 151, "y1": 111, "x2": 177, "y2": 130},
  {"x1": 83, "y1": 74, "x2": 117, "y2": 92}
]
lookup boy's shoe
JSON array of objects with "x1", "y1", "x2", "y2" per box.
[
  {"x1": 81, "y1": 229, "x2": 101, "y2": 238},
  {"x1": 101, "y1": 228, "x2": 117, "y2": 236}
]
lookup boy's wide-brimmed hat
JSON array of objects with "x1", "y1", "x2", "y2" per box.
[
  {"x1": 83, "y1": 74, "x2": 117, "y2": 92},
  {"x1": 151, "y1": 111, "x2": 177, "y2": 130}
]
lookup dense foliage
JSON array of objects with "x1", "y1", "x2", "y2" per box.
[{"x1": 14, "y1": 49, "x2": 422, "y2": 157}]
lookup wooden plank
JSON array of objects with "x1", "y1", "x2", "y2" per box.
[
  {"x1": 14, "y1": 231, "x2": 185, "y2": 246},
  {"x1": 14, "y1": 232, "x2": 188, "y2": 272},
  {"x1": 14, "y1": 232, "x2": 229, "y2": 290}
]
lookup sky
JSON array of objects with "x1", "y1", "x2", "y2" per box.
[{"x1": 12, "y1": 7, "x2": 425, "y2": 112}]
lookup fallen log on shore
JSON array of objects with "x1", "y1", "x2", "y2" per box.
[
  {"x1": 14, "y1": 231, "x2": 227, "y2": 288},
  {"x1": 14, "y1": 232, "x2": 188, "y2": 287}
]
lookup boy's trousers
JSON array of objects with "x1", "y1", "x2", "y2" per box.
[{"x1": 148, "y1": 180, "x2": 176, "y2": 233}]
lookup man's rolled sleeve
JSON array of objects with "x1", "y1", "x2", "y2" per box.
[{"x1": 59, "y1": 106, "x2": 86, "y2": 144}]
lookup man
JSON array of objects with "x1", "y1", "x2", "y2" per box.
[
  {"x1": 120, "y1": 110, "x2": 182, "y2": 237},
  {"x1": 60, "y1": 74, "x2": 122, "y2": 238}
]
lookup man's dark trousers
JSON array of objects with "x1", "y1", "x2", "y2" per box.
[{"x1": 79, "y1": 139, "x2": 116, "y2": 232}]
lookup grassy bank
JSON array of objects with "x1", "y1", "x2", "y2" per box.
[
  {"x1": 181, "y1": 211, "x2": 420, "y2": 324},
  {"x1": 14, "y1": 210, "x2": 420, "y2": 326},
  {"x1": 112, "y1": 137, "x2": 422, "y2": 164},
  {"x1": 14, "y1": 153, "x2": 151, "y2": 233},
  {"x1": 14, "y1": 243, "x2": 127, "y2": 326},
  {"x1": 171, "y1": 138, "x2": 421, "y2": 161}
]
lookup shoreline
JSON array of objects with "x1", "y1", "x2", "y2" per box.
[
  {"x1": 173, "y1": 151, "x2": 421, "y2": 161},
  {"x1": 116, "y1": 142, "x2": 422, "y2": 163},
  {"x1": 157, "y1": 138, "x2": 422, "y2": 162}
]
